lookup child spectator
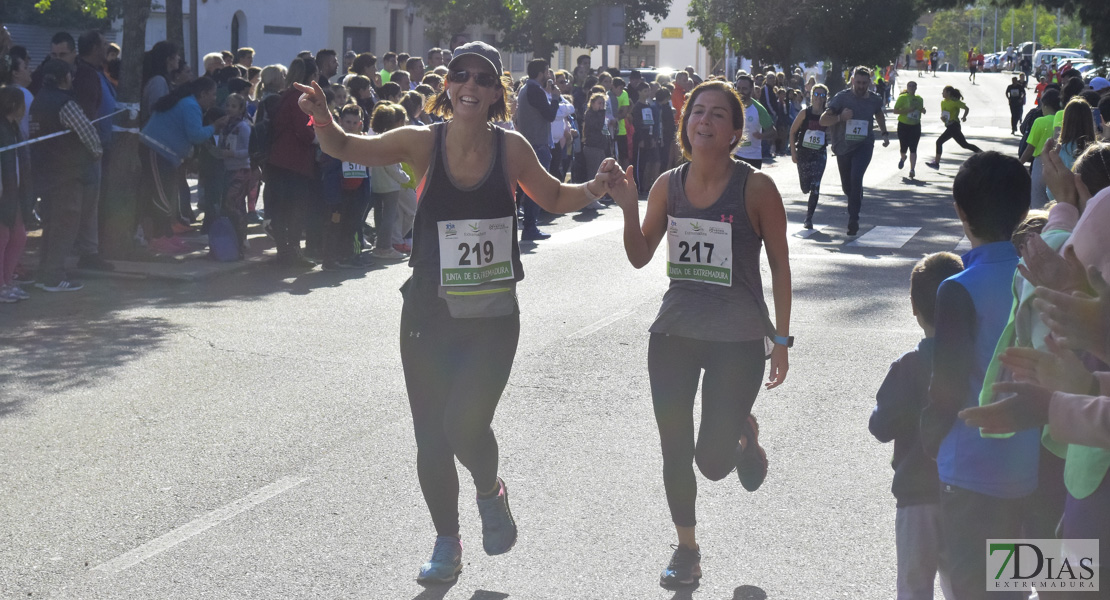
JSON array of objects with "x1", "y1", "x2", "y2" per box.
[
  {"x1": 368, "y1": 102, "x2": 408, "y2": 259},
  {"x1": 870, "y1": 251, "x2": 963, "y2": 599},
  {"x1": 319, "y1": 104, "x2": 371, "y2": 269},
  {"x1": 631, "y1": 87, "x2": 662, "y2": 194},
  {"x1": 329, "y1": 83, "x2": 350, "y2": 110},
  {"x1": 219, "y1": 93, "x2": 252, "y2": 253},
  {"x1": 0, "y1": 86, "x2": 32, "y2": 302},
  {"x1": 197, "y1": 105, "x2": 227, "y2": 236},
  {"x1": 920, "y1": 151, "x2": 1037, "y2": 600}
]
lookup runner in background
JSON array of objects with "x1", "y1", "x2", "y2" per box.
[
  {"x1": 926, "y1": 86, "x2": 981, "y2": 170},
  {"x1": 892, "y1": 81, "x2": 925, "y2": 180},
  {"x1": 789, "y1": 83, "x2": 830, "y2": 228},
  {"x1": 820, "y1": 66, "x2": 890, "y2": 236}
]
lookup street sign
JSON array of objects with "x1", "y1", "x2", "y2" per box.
[
  {"x1": 662, "y1": 27, "x2": 684, "y2": 39},
  {"x1": 585, "y1": 6, "x2": 626, "y2": 46}
]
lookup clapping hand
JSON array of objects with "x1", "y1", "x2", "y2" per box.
[
  {"x1": 958, "y1": 381, "x2": 1052, "y2": 434},
  {"x1": 1018, "y1": 235, "x2": 1087, "y2": 294},
  {"x1": 1034, "y1": 265, "x2": 1110, "y2": 365},
  {"x1": 999, "y1": 334, "x2": 1094, "y2": 395},
  {"x1": 1041, "y1": 140, "x2": 1093, "y2": 209}
]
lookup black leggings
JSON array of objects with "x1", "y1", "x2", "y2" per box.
[
  {"x1": 935, "y1": 122, "x2": 981, "y2": 156},
  {"x1": 897, "y1": 122, "x2": 921, "y2": 154},
  {"x1": 648, "y1": 333, "x2": 766, "y2": 527},
  {"x1": 400, "y1": 279, "x2": 520, "y2": 538}
]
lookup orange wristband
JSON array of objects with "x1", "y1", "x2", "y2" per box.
[{"x1": 309, "y1": 114, "x2": 333, "y2": 128}]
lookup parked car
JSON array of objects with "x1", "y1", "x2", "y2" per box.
[
  {"x1": 617, "y1": 68, "x2": 677, "y2": 84},
  {"x1": 1033, "y1": 49, "x2": 1085, "y2": 78}
]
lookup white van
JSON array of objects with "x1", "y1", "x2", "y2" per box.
[{"x1": 1032, "y1": 49, "x2": 1084, "y2": 77}]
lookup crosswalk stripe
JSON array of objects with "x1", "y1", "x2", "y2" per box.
[
  {"x1": 845, "y1": 226, "x2": 921, "y2": 249},
  {"x1": 953, "y1": 236, "x2": 971, "y2": 254}
]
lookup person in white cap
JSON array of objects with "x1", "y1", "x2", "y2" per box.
[{"x1": 294, "y1": 40, "x2": 625, "y2": 584}]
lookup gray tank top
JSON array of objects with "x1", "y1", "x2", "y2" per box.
[{"x1": 649, "y1": 160, "x2": 774, "y2": 342}]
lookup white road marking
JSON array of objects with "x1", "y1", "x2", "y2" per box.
[
  {"x1": 790, "y1": 224, "x2": 827, "y2": 239},
  {"x1": 569, "y1": 307, "x2": 637, "y2": 339},
  {"x1": 544, "y1": 219, "x2": 624, "y2": 245},
  {"x1": 91, "y1": 476, "x2": 308, "y2": 574},
  {"x1": 954, "y1": 236, "x2": 971, "y2": 254},
  {"x1": 846, "y1": 226, "x2": 921, "y2": 249}
]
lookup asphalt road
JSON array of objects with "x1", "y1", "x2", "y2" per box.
[{"x1": 0, "y1": 71, "x2": 1027, "y2": 600}]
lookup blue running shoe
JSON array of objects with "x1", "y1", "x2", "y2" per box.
[
  {"x1": 476, "y1": 477, "x2": 517, "y2": 555},
  {"x1": 660, "y1": 544, "x2": 702, "y2": 588},
  {"x1": 416, "y1": 536, "x2": 462, "y2": 584}
]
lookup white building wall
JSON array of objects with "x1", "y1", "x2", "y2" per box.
[
  {"x1": 563, "y1": 0, "x2": 710, "y2": 77},
  {"x1": 142, "y1": 1, "x2": 329, "y2": 71}
]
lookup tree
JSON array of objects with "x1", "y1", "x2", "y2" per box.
[
  {"x1": 165, "y1": 0, "x2": 183, "y2": 57},
  {"x1": 413, "y1": 0, "x2": 672, "y2": 60},
  {"x1": 1, "y1": 0, "x2": 118, "y2": 28},
  {"x1": 921, "y1": 0, "x2": 1108, "y2": 59},
  {"x1": 687, "y1": 0, "x2": 917, "y2": 91}
]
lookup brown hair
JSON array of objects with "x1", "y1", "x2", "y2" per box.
[
  {"x1": 426, "y1": 74, "x2": 511, "y2": 122},
  {"x1": 1011, "y1": 209, "x2": 1049, "y2": 253},
  {"x1": 1073, "y1": 142, "x2": 1110, "y2": 197},
  {"x1": 1058, "y1": 97, "x2": 1095, "y2": 156},
  {"x1": 370, "y1": 102, "x2": 406, "y2": 133},
  {"x1": 0, "y1": 85, "x2": 26, "y2": 118},
  {"x1": 677, "y1": 80, "x2": 744, "y2": 161},
  {"x1": 910, "y1": 252, "x2": 964, "y2": 327},
  {"x1": 588, "y1": 92, "x2": 606, "y2": 110},
  {"x1": 338, "y1": 104, "x2": 364, "y2": 121}
]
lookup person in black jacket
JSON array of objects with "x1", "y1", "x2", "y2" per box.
[{"x1": 869, "y1": 251, "x2": 962, "y2": 600}]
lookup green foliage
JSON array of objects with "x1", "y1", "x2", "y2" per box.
[
  {"x1": 413, "y1": 0, "x2": 671, "y2": 60},
  {"x1": 687, "y1": 0, "x2": 917, "y2": 70},
  {"x1": 2, "y1": 0, "x2": 117, "y2": 27},
  {"x1": 918, "y1": 0, "x2": 1107, "y2": 59}
]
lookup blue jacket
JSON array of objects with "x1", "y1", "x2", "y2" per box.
[
  {"x1": 921, "y1": 241, "x2": 1040, "y2": 498},
  {"x1": 320, "y1": 152, "x2": 371, "y2": 208},
  {"x1": 140, "y1": 95, "x2": 214, "y2": 166}
]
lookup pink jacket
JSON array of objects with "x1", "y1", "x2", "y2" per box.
[{"x1": 1051, "y1": 372, "x2": 1110, "y2": 449}]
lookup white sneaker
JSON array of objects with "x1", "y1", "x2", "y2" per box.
[
  {"x1": 0, "y1": 286, "x2": 19, "y2": 303},
  {"x1": 6, "y1": 285, "x2": 30, "y2": 300},
  {"x1": 584, "y1": 200, "x2": 605, "y2": 211}
]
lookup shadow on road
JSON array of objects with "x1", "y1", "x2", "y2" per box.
[{"x1": 732, "y1": 584, "x2": 768, "y2": 599}]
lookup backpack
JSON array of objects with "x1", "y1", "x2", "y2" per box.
[
  {"x1": 249, "y1": 94, "x2": 278, "y2": 164},
  {"x1": 208, "y1": 215, "x2": 240, "y2": 262}
]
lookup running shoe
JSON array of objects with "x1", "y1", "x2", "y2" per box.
[
  {"x1": 6, "y1": 285, "x2": 30, "y2": 300},
  {"x1": 416, "y1": 535, "x2": 463, "y2": 584},
  {"x1": 803, "y1": 218, "x2": 813, "y2": 230},
  {"x1": 898, "y1": 157, "x2": 905, "y2": 170},
  {"x1": 0, "y1": 286, "x2": 19, "y2": 303},
  {"x1": 12, "y1": 269, "x2": 34, "y2": 285},
  {"x1": 476, "y1": 477, "x2": 517, "y2": 555},
  {"x1": 35, "y1": 279, "x2": 84, "y2": 292},
  {"x1": 659, "y1": 544, "x2": 702, "y2": 588},
  {"x1": 925, "y1": 161, "x2": 940, "y2": 169},
  {"x1": 909, "y1": 169, "x2": 916, "y2": 179},
  {"x1": 847, "y1": 223, "x2": 859, "y2": 236},
  {"x1": 737, "y1": 415, "x2": 768, "y2": 492}
]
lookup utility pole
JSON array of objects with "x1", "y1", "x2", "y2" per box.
[
  {"x1": 1056, "y1": 8, "x2": 1061, "y2": 45},
  {"x1": 994, "y1": 8, "x2": 998, "y2": 53},
  {"x1": 1010, "y1": 8, "x2": 1014, "y2": 47}
]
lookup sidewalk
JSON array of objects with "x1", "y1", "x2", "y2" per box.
[{"x1": 20, "y1": 221, "x2": 276, "y2": 284}]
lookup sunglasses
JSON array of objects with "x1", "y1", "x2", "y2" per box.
[
  {"x1": 813, "y1": 93, "x2": 827, "y2": 98},
  {"x1": 447, "y1": 69, "x2": 500, "y2": 88}
]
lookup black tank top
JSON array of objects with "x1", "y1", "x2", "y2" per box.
[{"x1": 408, "y1": 122, "x2": 525, "y2": 284}]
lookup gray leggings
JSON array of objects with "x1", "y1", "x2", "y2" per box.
[{"x1": 648, "y1": 333, "x2": 765, "y2": 527}]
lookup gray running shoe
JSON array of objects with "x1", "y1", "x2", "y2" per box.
[
  {"x1": 660, "y1": 544, "x2": 702, "y2": 588},
  {"x1": 476, "y1": 477, "x2": 517, "y2": 555},
  {"x1": 416, "y1": 536, "x2": 462, "y2": 584}
]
